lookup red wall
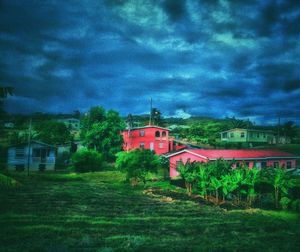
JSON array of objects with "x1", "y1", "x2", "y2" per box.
[
  {"x1": 169, "y1": 152, "x2": 208, "y2": 177},
  {"x1": 169, "y1": 152, "x2": 297, "y2": 178},
  {"x1": 123, "y1": 127, "x2": 171, "y2": 155}
]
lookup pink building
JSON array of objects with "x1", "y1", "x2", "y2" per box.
[
  {"x1": 122, "y1": 126, "x2": 185, "y2": 155},
  {"x1": 166, "y1": 149, "x2": 298, "y2": 178}
]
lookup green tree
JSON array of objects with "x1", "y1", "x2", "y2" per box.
[
  {"x1": 34, "y1": 121, "x2": 71, "y2": 145},
  {"x1": 71, "y1": 148, "x2": 104, "y2": 173},
  {"x1": 177, "y1": 160, "x2": 199, "y2": 196},
  {"x1": 116, "y1": 149, "x2": 160, "y2": 186},
  {"x1": 197, "y1": 163, "x2": 210, "y2": 200},
  {"x1": 210, "y1": 176, "x2": 222, "y2": 204},
  {"x1": 81, "y1": 107, "x2": 125, "y2": 161}
]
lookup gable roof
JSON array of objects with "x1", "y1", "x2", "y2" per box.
[{"x1": 166, "y1": 149, "x2": 297, "y2": 160}]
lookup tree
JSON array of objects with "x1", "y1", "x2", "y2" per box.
[
  {"x1": 282, "y1": 121, "x2": 297, "y2": 140},
  {"x1": 269, "y1": 167, "x2": 295, "y2": 209},
  {"x1": 71, "y1": 148, "x2": 104, "y2": 173},
  {"x1": 34, "y1": 121, "x2": 72, "y2": 145},
  {"x1": 177, "y1": 160, "x2": 199, "y2": 196},
  {"x1": 197, "y1": 163, "x2": 210, "y2": 199},
  {"x1": 151, "y1": 108, "x2": 164, "y2": 126},
  {"x1": 116, "y1": 149, "x2": 160, "y2": 186},
  {"x1": 81, "y1": 107, "x2": 125, "y2": 161}
]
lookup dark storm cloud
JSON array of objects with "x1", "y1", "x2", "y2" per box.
[{"x1": 1, "y1": 0, "x2": 300, "y2": 124}]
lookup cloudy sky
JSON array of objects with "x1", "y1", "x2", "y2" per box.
[{"x1": 1, "y1": 0, "x2": 300, "y2": 124}]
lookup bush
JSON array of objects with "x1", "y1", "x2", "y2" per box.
[
  {"x1": 115, "y1": 149, "x2": 159, "y2": 186},
  {"x1": 71, "y1": 148, "x2": 104, "y2": 173},
  {"x1": 279, "y1": 197, "x2": 292, "y2": 210},
  {"x1": 291, "y1": 199, "x2": 300, "y2": 212}
]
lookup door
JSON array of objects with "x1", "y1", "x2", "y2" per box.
[{"x1": 150, "y1": 142, "x2": 154, "y2": 151}]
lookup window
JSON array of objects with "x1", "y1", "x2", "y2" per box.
[
  {"x1": 139, "y1": 142, "x2": 145, "y2": 149},
  {"x1": 263, "y1": 133, "x2": 266, "y2": 138},
  {"x1": 155, "y1": 131, "x2": 160, "y2": 139},
  {"x1": 159, "y1": 143, "x2": 164, "y2": 148},
  {"x1": 241, "y1": 132, "x2": 245, "y2": 138},
  {"x1": 261, "y1": 161, "x2": 267, "y2": 168},
  {"x1": 257, "y1": 133, "x2": 260, "y2": 138},
  {"x1": 245, "y1": 162, "x2": 250, "y2": 167},
  {"x1": 15, "y1": 147, "x2": 25, "y2": 159},
  {"x1": 273, "y1": 161, "x2": 279, "y2": 168},
  {"x1": 222, "y1": 132, "x2": 228, "y2": 138},
  {"x1": 139, "y1": 130, "x2": 145, "y2": 137},
  {"x1": 236, "y1": 162, "x2": 240, "y2": 168},
  {"x1": 287, "y1": 161, "x2": 292, "y2": 169},
  {"x1": 250, "y1": 132, "x2": 253, "y2": 138},
  {"x1": 255, "y1": 162, "x2": 261, "y2": 169},
  {"x1": 162, "y1": 131, "x2": 167, "y2": 140},
  {"x1": 230, "y1": 132, "x2": 234, "y2": 138}
]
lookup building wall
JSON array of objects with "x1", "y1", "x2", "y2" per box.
[
  {"x1": 123, "y1": 127, "x2": 171, "y2": 155},
  {"x1": 169, "y1": 152, "x2": 207, "y2": 177},
  {"x1": 221, "y1": 129, "x2": 274, "y2": 143},
  {"x1": 7, "y1": 143, "x2": 56, "y2": 171}
]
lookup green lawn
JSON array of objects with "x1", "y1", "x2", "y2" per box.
[{"x1": 1, "y1": 171, "x2": 300, "y2": 252}]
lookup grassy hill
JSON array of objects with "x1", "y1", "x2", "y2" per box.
[{"x1": 1, "y1": 171, "x2": 299, "y2": 251}]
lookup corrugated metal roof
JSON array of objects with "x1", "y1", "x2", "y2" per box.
[{"x1": 167, "y1": 149, "x2": 297, "y2": 160}]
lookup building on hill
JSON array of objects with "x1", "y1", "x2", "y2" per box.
[
  {"x1": 7, "y1": 141, "x2": 56, "y2": 171},
  {"x1": 166, "y1": 149, "x2": 298, "y2": 178},
  {"x1": 220, "y1": 128, "x2": 275, "y2": 145},
  {"x1": 122, "y1": 125, "x2": 186, "y2": 155},
  {"x1": 57, "y1": 118, "x2": 80, "y2": 131}
]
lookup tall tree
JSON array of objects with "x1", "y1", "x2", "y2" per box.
[{"x1": 81, "y1": 107, "x2": 125, "y2": 161}]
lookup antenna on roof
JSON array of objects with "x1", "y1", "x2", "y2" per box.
[{"x1": 149, "y1": 98, "x2": 153, "y2": 126}]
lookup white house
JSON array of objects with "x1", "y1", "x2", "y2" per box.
[{"x1": 7, "y1": 141, "x2": 56, "y2": 171}]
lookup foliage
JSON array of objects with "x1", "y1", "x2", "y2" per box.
[
  {"x1": 34, "y1": 121, "x2": 72, "y2": 145},
  {"x1": 0, "y1": 173, "x2": 20, "y2": 189},
  {"x1": 279, "y1": 197, "x2": 291, "y2": 210},
  {"x1": 290, "y1": 199, "x2": 300, "y2": 212},
  {"x1": 81, "y1": 107, "x2": 125, "y2": 161},
  {"x1": 71, "y1": 148, "x2": 104, "y2": 173},
  {"x1": 115, "y1": 149, "x2": 159, "y2": 186},
  {"x1": 175, "y1": 157, "x2": 300, "y2": 210},
  {"x1": 177, "y1": 160, "x2": 199, "y2": 196}
]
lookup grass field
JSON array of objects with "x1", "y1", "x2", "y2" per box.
[{"x1": 1, "y1": 171, "x2": 300, "y2": 252}]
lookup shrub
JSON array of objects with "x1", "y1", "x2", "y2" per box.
[
  {"x1": 291, "y1": 199, "x2": 300, "y2": 212},
  {"x1": 279, "y1": 197, "x2": 292, "y2": 210},
  {"x1": 71, "y1": 148, "x2": 104, "y2": 173},
  {"x1": 115, "y1": 149, "x2": 159, "y2": 186}
]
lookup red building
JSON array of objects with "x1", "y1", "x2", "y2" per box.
[
  {"x1": 122, "y1": 126, "x2": 185, "y2": 155},
  {"x1": 166, "y1": 149, "x2": 298, "y2": 178}
]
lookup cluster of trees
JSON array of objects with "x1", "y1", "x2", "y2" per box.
[
  {"x1": 80, "y1": 106, "x2": 125, "y2": 162},
  {"x1": 177, "y1": 160, "x2": 299, "y2": 210}
]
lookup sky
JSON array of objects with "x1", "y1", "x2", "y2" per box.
[{"x1": 0, "y1": 0, "x2": 300, "y2": 124}]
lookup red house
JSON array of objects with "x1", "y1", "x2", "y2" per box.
[
  {"x1": 122, "y1": 126, "x2": 185, "y2": 155},
  {"x1": 166, "y1": 149, "x2": 298, "y2": 178}
]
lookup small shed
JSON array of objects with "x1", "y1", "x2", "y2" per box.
[{"x1": 7, "y1": 141, "x2": 56, "y2": 171}]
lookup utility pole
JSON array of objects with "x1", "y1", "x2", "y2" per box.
[
  {"x1": 277, "y1": 117, "x2": 280, "y2": 144},
  {"x1": 149, "y1": 98, "x2": 153, "y2": 126},
  {"x1": 27, "y1": 118, "x2": 32, "y2": 176}
]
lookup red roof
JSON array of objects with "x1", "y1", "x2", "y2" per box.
[{"x1": 169, "y1": 149, "x2": 296, "y2": 160}]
